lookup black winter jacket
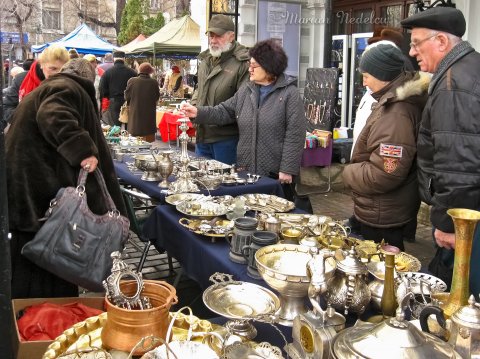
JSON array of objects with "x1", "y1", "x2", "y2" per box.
[
  {"x1": 99, "y1": 60, "x2": 137, "y2": 99},
  {"x1": 417, "y1": 42, "x2": 480, "y2": 233}
]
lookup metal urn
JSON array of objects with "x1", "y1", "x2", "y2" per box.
[{"x1": 157, "y1": 150, "x2": 174, "y2": 188}]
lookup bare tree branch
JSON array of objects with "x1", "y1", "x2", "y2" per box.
[{"x1": 78, "y1": 12, "x2": 116, "y2": 28}]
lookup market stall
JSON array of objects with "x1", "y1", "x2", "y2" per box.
[{"x1": 31, "y1": 23, "x2": 117, "y2": 55}]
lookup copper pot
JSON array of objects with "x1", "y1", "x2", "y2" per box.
[{"x1": 102, "y1": 280, "x2": 178, "y2": 355}]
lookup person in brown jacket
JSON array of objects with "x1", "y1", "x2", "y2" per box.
[
  {"x1": 342, "y1": 43, "x2": 430, "y2": 251},
  {"x1": 124, "y1": 62, "x2": 160, "y2": 142}
]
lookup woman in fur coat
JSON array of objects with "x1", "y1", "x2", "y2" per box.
[
  {"x1": 342, "y1": 44, "x2": 430, "y2": 251},
  {"x1": 6, "y1": 58, "x2": 126, "y2": 298}
]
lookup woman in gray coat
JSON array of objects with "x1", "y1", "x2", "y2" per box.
[
  {"x1": 182, "y1": 39, "x2": 306, "y2": 185},
  {"x1": 125, "y1": 62, "x2": 160, "y2": 142}
]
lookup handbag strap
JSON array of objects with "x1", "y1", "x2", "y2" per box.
[{"x1": 77, "y1": 168, "x2": 118, "y2": 213}]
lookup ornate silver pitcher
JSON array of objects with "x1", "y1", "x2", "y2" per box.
[{"x1": 324, "y1": 247, "x2": 371, "y2": 315}]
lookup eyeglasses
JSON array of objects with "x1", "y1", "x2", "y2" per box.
[
  {"x1": 248, "y1": 62, "x2": 260, "y2": 69},
  {"x1": 409, "y1": 32, "x2": 438, "y2": 51}
]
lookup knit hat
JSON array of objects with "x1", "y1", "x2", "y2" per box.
[
  {"x1": 139, "y1": 62, "x2": 154, "y2": 74},
  {"x1": 207, "y1": 14, "x2": 235, "y2": 35},
  {"x1": 401, "y1": 6, "x2": 466, "y2": 37},
  {"x1": 171, "y1": 65, "x2": 180, "y2": 74},
  {"x1": 61, "y1": 58, "x2": 96, "y2": 82},
  {"x1": 359, "y1": 44, "x2": 404, "y2": 81},
  {"x1": 249, "y1": 39, "x2": 288, "y2": 77}
]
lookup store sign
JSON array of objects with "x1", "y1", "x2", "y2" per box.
[{"x1": 0, "y1": 32, "x2": 29, "y2": 44}]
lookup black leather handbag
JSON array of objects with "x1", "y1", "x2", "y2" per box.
[{"x1": 22, "y1": 168, "x2": 130, "y2": 292}]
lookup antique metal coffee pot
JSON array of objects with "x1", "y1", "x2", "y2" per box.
[{"x1": 324, "y1": 247, "x2": 370, "y2": 315}]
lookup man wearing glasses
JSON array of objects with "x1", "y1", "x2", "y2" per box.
[
  {"x1": 192, "y1": 14, "x2": 250, "y2": 165},
  {"x1": 402, "y1": 7, "x2": 480, "y2": 297}
]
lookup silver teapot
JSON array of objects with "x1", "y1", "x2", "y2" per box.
[{"x1": 324, "y1": 247, "x2": 370, "y2": 315}]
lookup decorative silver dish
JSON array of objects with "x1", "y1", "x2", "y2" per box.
[
  {"x1": 203, "y1": 273, "x2": 280, "y2": 340},
  {"x1": 165, "y1": 193, "x2": 203, "y2": 206},
  {"x1": 176, "y1": 201, "x2": 228, "y2": 219},
  {"x1": 239, "y1": 194, "x2": 295, "y2": 213}
]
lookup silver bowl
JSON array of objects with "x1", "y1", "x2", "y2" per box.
[
  {"x1": 255, "y1": 243, "x2": 336, "y2": 326},
  {"x1": 134, "y1": 154, "x2": 162, "y2": 181}
]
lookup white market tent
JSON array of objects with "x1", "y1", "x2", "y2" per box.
[
  {"x1": 127, "y1": 15, "x2": 200, "y2": 58},
  {"x1": 32, "y1": 23, "x2": 117, "y2": 56}
]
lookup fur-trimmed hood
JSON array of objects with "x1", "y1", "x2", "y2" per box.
[{"x1": 396, "y1": 71, "x2": 431, "y2": 101}]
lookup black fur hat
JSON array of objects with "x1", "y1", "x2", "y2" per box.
[{"x1": 249, "y1": 39, "x2": 288, "y2": 77}]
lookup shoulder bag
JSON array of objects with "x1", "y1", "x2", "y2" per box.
[
  {"x1": 22, "y1": 168, "x2": 130, "y2": 292},
  {"x1": 119, "y1": 103, "x2": 129, "y2": 123}
]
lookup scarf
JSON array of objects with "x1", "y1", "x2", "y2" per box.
[
  {"x1": 429, "y1": 41, "x2": 474, "y2": 95},
  {"x1": 19, "y1": 60, "x2": 44, "y2": 101}
]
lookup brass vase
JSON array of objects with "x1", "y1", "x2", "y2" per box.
[{"x1": 440, "y1": 208, "x2": 480, "y2": 318}]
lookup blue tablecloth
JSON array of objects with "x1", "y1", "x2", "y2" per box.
[
  {"x1": 113, "y1": 159, "x2": 284, "y2": 202},
  {"x1": 142, "y1": 204, "x2": 265, "y2": 289}
]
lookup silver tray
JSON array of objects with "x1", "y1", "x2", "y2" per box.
[
  {"x1": 238, "y1": 194, "x2": 295, "y2": 213},
  {"x1": 396, "y1": 272, "x2": 447, "y2": 294},
  {"x1": 203, "y1": 281, "x2": 280, "y2": 320},
  {"x1": 176, "y1": 200, "x2": 228, "y2": 219},
  {"x1": 165, "y1": 193, "x2": 204, "y2": 206}
]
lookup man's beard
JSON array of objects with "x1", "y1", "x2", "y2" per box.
[{"x1": 209, "y1": 41, "x2": 232, "y2": 58}]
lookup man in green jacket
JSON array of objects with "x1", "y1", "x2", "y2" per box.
[{"x1": 192, "y1": 14, "x2": 249, "y2": 165}]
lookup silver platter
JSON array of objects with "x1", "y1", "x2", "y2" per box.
[
  {"x1": 165, "y1": 193, "x2": 203, "y2": 206},
  {"x1": 202, "y1": 281, "x2": 280, "y2": 320},
  {"x1": 238, "y1": 194, "x2": 295, "y2": 213},
  {"x1": 396, "y1": 272, "x2": 447, "y2": 294},
  {"x1": 176, "y1": 200, "x2": 228, "y2": 219}
]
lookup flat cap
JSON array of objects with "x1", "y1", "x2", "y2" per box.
[
  {"x1": 401, "y1": 7, "x2": 466, "y2": 37},
  {"x1": 207, "y1": 14, "x2": 234, "y2": 35},
  {"x1": 113, "y1": 50, "x2": 126, "y2": 58}
]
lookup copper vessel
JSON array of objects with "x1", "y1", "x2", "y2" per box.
[
  {"x1": 102, "y1": 280, "x2": 178, "y2": 355},
  {"x1": 443, "y1": 208, "x2": 480, "y2": 318}
]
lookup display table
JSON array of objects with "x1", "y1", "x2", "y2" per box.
[
  {"x1": 113, "y1": 159, "x2": 284, "y2": 203},
  {"x1": 143, "y1": 205, "x2": 264, "y2": 289},
  {"x1": 158, "y1": 111, "x2": 195, "y2": 144}
]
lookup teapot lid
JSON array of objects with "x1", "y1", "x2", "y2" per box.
[
  {"x1": 451, "y1": 295, "x2": 480, "y2": 330},
  {"x1": 332, "y1": 304, "x2": 461, "y2": 359},
  {"x1": 336, "y1": 247, "x2": 367, "y2": 275}
]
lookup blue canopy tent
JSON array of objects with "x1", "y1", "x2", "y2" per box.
[{"x1": 32, "y1": 23, "x2": 117, "y2": 55}]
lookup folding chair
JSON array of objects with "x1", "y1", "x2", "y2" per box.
[{"x1": 120, "y1": 187, "x2": 174, "y2": 274}]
